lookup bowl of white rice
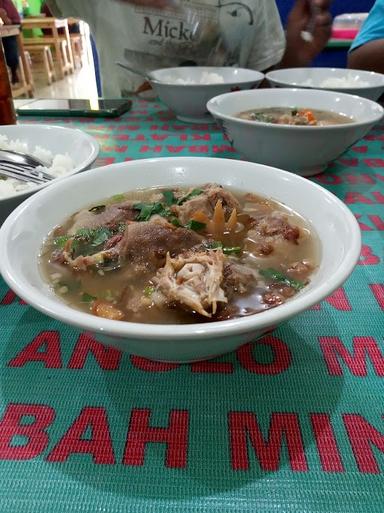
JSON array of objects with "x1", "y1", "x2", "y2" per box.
[
  {"x1": 0, "y1": 124, "x2": 99, "y2": 225},
  {"x1": 266, "y1": 68, "x2": 384, "y2": 102},
  {"x1": 148, "y1": 66, "x2": 264, "y2": 123}
]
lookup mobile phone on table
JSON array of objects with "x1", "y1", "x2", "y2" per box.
[{"x1": 15, "y1": 98, "x2": 132, "y2": 118}]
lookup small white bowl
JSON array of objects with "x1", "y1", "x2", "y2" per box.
[
  {"x1": 0, "y1": 124, "x2": 99, "y2": 224},
  {"x1": 207, "y1": 88, "x2": 384, "y2": 176},
  {"x1": 149, "y1": 66, "x2": 264, "y2": 123},
  {"x1": 0, "y1": 157, "x2": 361, "y2": 362},
  {"x1": 266, "y1": 68, "x2": 384, "y2": 102}
]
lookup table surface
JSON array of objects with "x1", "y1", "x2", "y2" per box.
[
  {"x1": 0, "y1": 99, "x2": 383, "y2": 513},
  {"x1": 0, "y1": 25, "x2": 20, "y2": 38}
]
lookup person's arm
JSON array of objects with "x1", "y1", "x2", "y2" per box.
[
  {"x1": 279, "y1": 0, "x2": 332, "y2": 68},
  {"x1": 347, "y1": 0, "x2": 384, "y2": 73},
  {"x1": 348, "y1": 39, "x2": 384, "y2": 73},
  {"x1": 1, "y1": 0, "x2": 21, "y2": 24}
]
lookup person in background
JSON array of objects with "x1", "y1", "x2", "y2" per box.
[
  {"x1": 348, "y1": 0, "x2": 384, "y2": 73},
  {"x1": 40, "y1": 1, "x2": 80, "y2": 35},
  {"x1": 0, "y1": 0, "x2": 20, "y2": 84},
  {"x1": 46, "y1": 0, "x2": 331, "y2": 97}
]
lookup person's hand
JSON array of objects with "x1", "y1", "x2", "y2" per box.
[
  {"x1": 282, "y1": 0, "x2": 332, "y2": 67},
  {"x1": 0, "y1": 8, "x2": 13, "y2": 25}
]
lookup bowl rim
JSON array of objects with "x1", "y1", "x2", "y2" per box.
[
  {"x1": 207, "y1": 88, "x2": 384, "y2": 130},
  {"x1": 0, "y1": 157, "x2": 362, "y2": 341},
  {"x1": 265, "y1": 67, "x2": 384, "y2": 89},
  {"x1": 149, "y1": 66, "x2": 265, "y2": 87},
  {"x1": 0, "y1": 124, "x2": 100, "y2": 201}
]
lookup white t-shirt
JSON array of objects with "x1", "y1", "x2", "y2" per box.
[{"x1": 49, "y1": 0, "x2": 286, "y2": 97}]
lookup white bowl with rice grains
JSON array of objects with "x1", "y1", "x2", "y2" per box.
[
  {"x1": 266, "y1": 68, "x2": 384, "y2": 102},
  {"x1": 0, "y1": 124, "x2": 99, "y2": 224},
  {"x1": 148, "y1": 66, "x2": 265, "y2": 123}
]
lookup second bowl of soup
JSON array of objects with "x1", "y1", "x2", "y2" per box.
[{"x1": 207, "y1": 88, "x2": 383, "y2": 176}]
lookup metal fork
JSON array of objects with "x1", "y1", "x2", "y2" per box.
[
  {"x1": 0, "y1": 162, "x2": 53, "y2": 184},
  {"x1": 0, "y1": 147, "x2": 56, "y2": 183},
  {"x1": 0, "y1": 159, "x2": 54, "y2": 179}
]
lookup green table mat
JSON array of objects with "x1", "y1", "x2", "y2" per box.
[{"x1": 0, "y1": 99, "x2": 383, "y2": 512}]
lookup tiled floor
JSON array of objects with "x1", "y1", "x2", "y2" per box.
[{"x1": 32, "y1": 60, "x2": 98, "y2": 99}]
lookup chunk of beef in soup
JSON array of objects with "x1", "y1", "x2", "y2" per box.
[
  {"x1": 40, "y1": 185, "x2": 319, "y2": 324},
  {"x1": 222, "y1": 260, "x2": 260, "y2": 298},
  {"x1": 245, "y1": 211, "x2": 300, "y2": 257},
  {"x1": 118, "y1": 216, "x2": 203, "y2": 273},
  {"x1": 55, "y1": 215, "x2": 202, "y2": 273},
  {"x1": 67, "y1": 200, "x2": 137, "y2": 234}
]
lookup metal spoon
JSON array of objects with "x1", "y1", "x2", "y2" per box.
[
  {"x1": 116, "y1": 62, "x2": 159, "y2": 83},
  {"x1": 0, "y1": 148, "x2": 48, "y2": 168}
]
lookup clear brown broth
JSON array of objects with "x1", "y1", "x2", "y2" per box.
[{"x1": 40, "y1": 186, "x2": 320, "y2": 324}]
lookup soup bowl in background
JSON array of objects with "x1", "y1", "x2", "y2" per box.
[
  {"x1": 148, "y1": 66, "x2": 264, "y2": 123},
  {"x1": 0, "y1": 157, "x2": 361, "y2": 362},
  {"x1": 207, "y1": 88, "x2": 384, "y2": 176},
  {"x1": 266, "y1": 68, "x2": 384, "y2": 102}
]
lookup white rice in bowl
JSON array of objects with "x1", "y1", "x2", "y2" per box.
[
  {"x1": 301, "y1": 76, "x2": 370, "y2": 88},
  {"x1": 0, "y1": 134, "x2": 74, "y2": 199},
  {"x1": 164, "y1": 71, "x2": 225, "y2": 85}
]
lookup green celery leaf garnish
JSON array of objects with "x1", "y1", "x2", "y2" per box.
[
  {"x1": 222, "y1": 246, "x2": 242, "y2": 255},
  {"x1": 91, "y1": 227, "x2": 112, "y2": 247},
  {"x1": 72, "y1": 227, "x2": 112, "y2": 257},
  {"x1": 204, "y1": 241, "x2": 241, "y2": 254},
  {"x1": 177, "y1": 188, "x2": 203, "y2": 205},
  {"x1": 74, "y1": 227, "x2": 93, "y2": 239},
  {"x1": 81, "y1": 292, "x2": 97, "y2": 303},
  {"x1": 134, "y1": 202, "x2": 173, "y2": 222},
  {"x1": 134, "y1": 202, "x2": 166, "y2": 221},
  {"x1": 143, "y1": 286, "x2": 155, "y2": 297},
  {"x1": 259, "y1": 268, "x2": 305, "y2": 290},
  {"x1": 185, "y1": 220, "x2": 206, "y2": 231},
  {"x1": 53, "y1": 235, "x2": 70, "y2": 248},
  {"x1": 169, "y1": 217, "x2": 181, "y2": 227},
  {"x1": 163, "y1": 190, "x2": 177, "y2": 206}
]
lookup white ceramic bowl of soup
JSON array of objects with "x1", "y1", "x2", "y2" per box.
[
  {"x1": 207, "y1": 88, "x2": 384, "y2": 176},
  {"x1": 0, "y1": 157, "x2": 361, "y2": 362},
  {"x1": 0, "y1": 124, "x2": 99, "y2": 225},
  {"x1": 266, "y1": 68, "x2": 384, "y2": 102},
  {"x1": 148, "y1": 67, "x2": 264, "y2": 123}
]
